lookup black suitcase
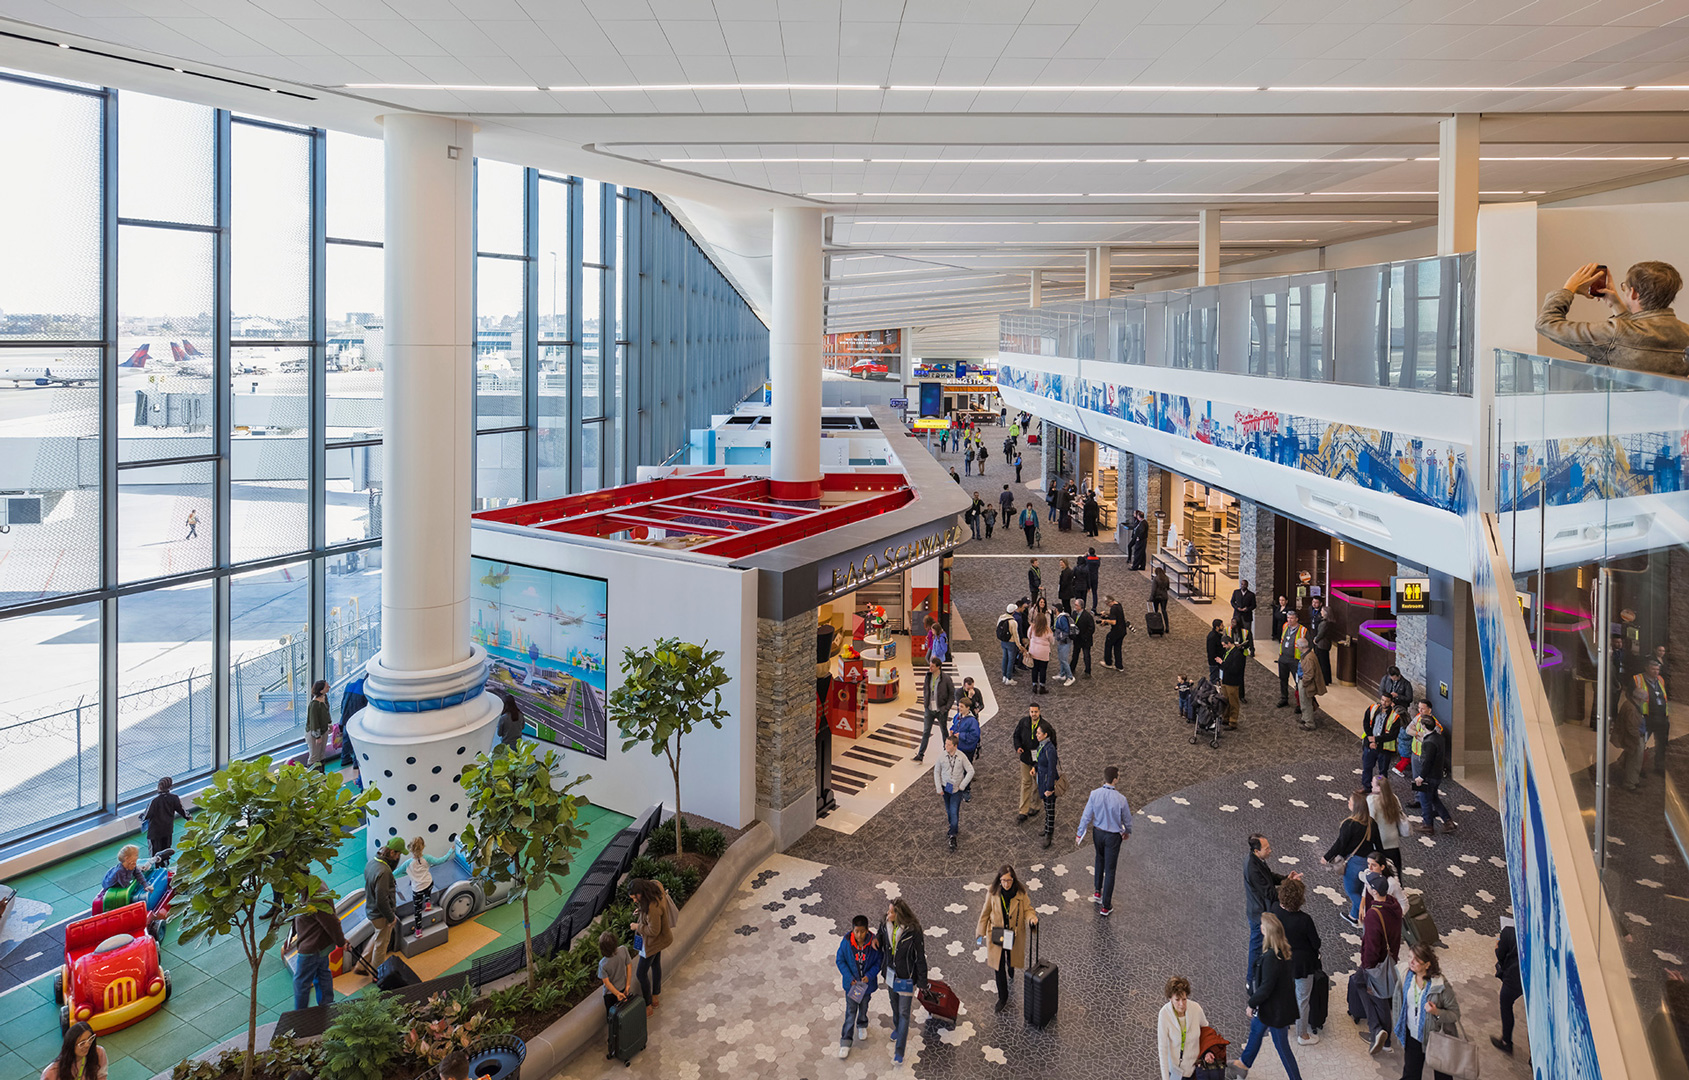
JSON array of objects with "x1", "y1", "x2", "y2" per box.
[
  {"x1": 1022, "y1": 923, "x2": 1058, "y2": 1028},
  {"x1": 375, "y1": 955, "x2": 420, "y2": 991},
  {"x1": 609, "y1": 994, "x2": 647, "y2": 1064},
  {"x1": 1402, "y1": 893, "x2": 1442, "y2": 949},
  {"x1": 1144, "y1": 602, "x2": 1167, "y2": 637},
  {"x1": 1308, "y1": 969, "x2": 1330, "y2": 1032}
]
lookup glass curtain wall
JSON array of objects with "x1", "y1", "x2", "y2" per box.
[{"x1": 0, "y1": 71, "x2": 768, "y2": 849}]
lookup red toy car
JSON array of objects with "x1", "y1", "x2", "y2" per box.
[{"x1": 54, "y1": 901, "x2": 171, "y2": 1035}]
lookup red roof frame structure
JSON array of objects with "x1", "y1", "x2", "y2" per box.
[{"x1": 474, "y1": 470, "x2": 914, "y2": 559}]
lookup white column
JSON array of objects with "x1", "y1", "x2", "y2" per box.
[
  {"x1": 1438, "y1": 114, "x2": 1480, "y2": 256},
  {"x1": 1029, "y1": 268, "x2": 1043, "y2": 308},
  {"x1": 899, "y1": 325, "x2": 913, "y2": 379},
  {"x1": 349, "y1": 113, "x2": 499, "y2": 860},
  {"x1": 1198, "y1": 209, "x2": 1221, "y2": 286},
  {"x1": 770, "y1": 206, "x2": 825, "y2": 501},
  {"x1": 1086, "y1": 246, "x2": 1112, "y2": 300}
]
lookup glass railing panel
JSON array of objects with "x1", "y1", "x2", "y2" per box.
[
  {"x1": 1493, "y1": 347, "x2": 1689, "y2": 1074},
  {"x1": 999, "y1": 252, "x2": 1470, "y2": 393}
]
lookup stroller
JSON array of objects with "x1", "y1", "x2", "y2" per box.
[{"x1": 1189, "y1": 678, "x2": 1224, "y2": 748}]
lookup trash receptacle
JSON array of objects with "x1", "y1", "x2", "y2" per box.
[{"x1": 1336, "y1": 638, "x2": 1357, "y2": 687}]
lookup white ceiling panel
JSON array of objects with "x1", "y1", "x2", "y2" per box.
[{"x1": 9, "y1": 0, "x2": 1689, "y2": 353}]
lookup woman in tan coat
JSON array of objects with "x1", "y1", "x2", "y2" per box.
[
  {"x1": 975, "y1": 864, "x2": 1038, "y2": 1012},
  {"x1": 628, "y1": 878, "x2": 676, "y2": 1016}
]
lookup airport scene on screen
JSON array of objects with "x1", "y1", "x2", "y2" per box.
[{"x1": 469, "y1": 556, "x2": 608, "y2": 758}]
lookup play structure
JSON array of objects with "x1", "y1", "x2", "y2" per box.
[{"x1": 284, "y1": 848, "x2": 516, "y2": 974}]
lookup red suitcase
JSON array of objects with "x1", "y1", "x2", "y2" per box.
[{"x1": 917, "y1": 979, "x2": 960, "y2": 1028}]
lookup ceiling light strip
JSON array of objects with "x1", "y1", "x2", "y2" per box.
[{"x1": 341, "y1": 81, "x2": 1658, "y2": 95}]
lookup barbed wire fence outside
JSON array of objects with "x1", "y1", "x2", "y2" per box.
[{"x1": 0, "y1": 613, "x2": 382, "y2": 845}]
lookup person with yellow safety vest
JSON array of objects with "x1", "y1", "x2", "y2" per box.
[
  {"x1": 1275, "y1": 611, "x2": 1309, "y2": 715},
  {"x1": 1636, "y1": 657, "x2": 1670, "y2": 778},
  {"x1": 1361, "y1": 693, "x2": 1404, "y2": 790}
]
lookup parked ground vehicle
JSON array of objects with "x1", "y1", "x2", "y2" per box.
[{"x1": 54, "y1": 901, "x2": 171, "y2": 1034}]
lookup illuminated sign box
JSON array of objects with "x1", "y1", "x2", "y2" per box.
[
  {"x1": 913, "y1": 417, "x2": 949, "y2": 430},
  {"x1": 1392, "y1": 576, "x2": 1431, "y2": 615}
]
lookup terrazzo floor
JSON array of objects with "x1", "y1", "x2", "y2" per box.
[{"x1": 560, "y1": 435, "x2": 1533, "y2": 1079}]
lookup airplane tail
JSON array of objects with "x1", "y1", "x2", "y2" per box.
[
  {"x1": 181, "y1": 338, "x2": 203, "y2": 357},
  {"x1": 169, "y1": 342, "x2": 186, "y2": 364},
  {"x1": 119, "y1": 344, "x2": 150, "y2": 369}
]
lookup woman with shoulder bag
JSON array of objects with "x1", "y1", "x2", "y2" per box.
[
  {"x1": 627, "y1": 878, "x2": 676, "y2": 1017},
  {"x1": 1392, "y1": 943, "x2": 1464, "y2": 1080},
  {"x1": 1369, "y1": 774, "x2": 1410, "y2": 872},
  {"x1": 1322, "y1": 791, "x2": 1381, "y2": 929},
  {"x1": 877, "y1": 898, "x2": 928, "y2": 1067},
  {"x1": 1034, "y1": 721, "x2": 1064, "y2": 849},
  {"x1": 976, "y1": 865, "x2": 1038, "y2": 1013},
  {"x1": 1225, "y1": 913, "x2": 1306, "y2": 1080},
  {"x1": 1157, "y1": 976, "x2": 1210, "y2": 1079}
]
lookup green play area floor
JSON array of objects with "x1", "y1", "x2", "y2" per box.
[{"x1": 0, "y1": 799, "x2": 631, "y2": 1080}]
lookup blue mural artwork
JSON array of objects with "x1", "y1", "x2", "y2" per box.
[
  {"x1": 997, "y1": 360, "x2": 1470, "y2": 515},
  {"x1": 1463, "y1": 478, "x2": 1603, "y2": 1078},
  {"x1": 1497, "y1": 431, "x2": 1689, "y2": 513}
]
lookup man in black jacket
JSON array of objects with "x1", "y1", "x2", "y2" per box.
[
  {"x1": 915, "y1": 658, "x2": 954, "y2": 764},
  {"x1": 1082, "y1": 547, "x2": 1102, "y2": 610},
  {"x1": 1128, "y1": 511, "x2": 1149, "y2": 570},
  {"x1": 1013, "y1": 704, "x2": 1043, "y2": 823},
  {"x1": 1072, "y1": 599, "x2": 1095, "y2": 678},
  {"x1": 1309, "y1": 597, "x2": 1337, "y2": 684},
  {"x1": 1491, "y1": 923, "x2": 1522, "y2": 1054},
  {"x1": 1205, "y1": 618, "x2": 1226, "y2": 684},
  {"x1": 1230, "y1": 579, "x2": 1258, "y2": 633},
  {"x1": 1379, "y1": 665, "x2": 1414, "y2": 712},
  {"x1": 1218, "y1": 638, "x2": 1245, "y2": 729},
  {"x1": 1411, "y1": 715, "x2": 1458, "y2": 835},
  {"x1": 1056, "y1": 559, "x2": 1079, "y2": 609},
  {"x1": 1245, "y1": 834, "x2": 1302, "y2": 992}
]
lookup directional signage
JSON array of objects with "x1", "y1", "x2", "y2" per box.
[
  {"x1": 1392, "y1": 576, "x2": 1431, "y2": 615},
  {"x1": 888, "y1": 398, "x2": 909, "y2": 409}
]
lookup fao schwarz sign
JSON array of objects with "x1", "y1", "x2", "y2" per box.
[{"x1": 818, "y1": 523, "x2": 966, "y2": 600}]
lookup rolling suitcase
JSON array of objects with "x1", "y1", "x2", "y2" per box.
[
  {"x1": 608, "y1": 994, "x2": 647, "y2": 1064},
  {"x1": 1144, "y1": 601, "x2": 1167, "y2": 637},
  {"x1": 917, "y1": 979, "x2": 960, "y2": 1028},
  {"x1": 1402, "y1": 893, "x2": 1443, "y2": 949},
  {"x1": 375, "y1": 954, "x2": 420, "y2": 991},
  {"x1": 1307, "y1": 969, "x2": 1330, "y2": 1032},
  {"x1": 1022, "y1": 922, "x2": 1058, "y2": 1028}
]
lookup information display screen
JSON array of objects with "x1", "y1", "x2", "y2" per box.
[
  {"x1": 470, "y1": 557, "x2": 609, "y2": 758},
  {"x1": 919, "y1": 382, "x2": 943, "y2": 417}
]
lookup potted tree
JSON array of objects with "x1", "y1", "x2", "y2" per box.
[
  {"x1": 173, "y1": 758, "x2": 377, "y2": 1080},
  {"x1": 607, "y1": 637, "x2": 730, "y2": 859},
  {"x1": 459, "y1": 740, "x2": 591, "y2": 991}
]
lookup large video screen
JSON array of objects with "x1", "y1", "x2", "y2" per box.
[{"x1": 470, "y1": 557, "x2": 609, "y2": 759}]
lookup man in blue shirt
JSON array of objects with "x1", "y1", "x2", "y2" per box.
[{"x1": 1075, "y1": 766, "x2": 1133, "y2": 916}]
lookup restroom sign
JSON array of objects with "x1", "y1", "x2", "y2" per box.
[{"x1": 1392, "y1": 576, "x2": 1431, "y2": 615}]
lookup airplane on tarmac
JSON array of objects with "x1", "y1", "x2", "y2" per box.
[
  {"x1": 0, "y1": 344, "x2": 150, "y2": 387},
  {"x1": 169, "y1": 340, "x2": 214, "y2": 378}
]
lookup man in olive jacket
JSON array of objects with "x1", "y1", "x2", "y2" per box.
[
  {"x1": 1537, "y1": 260, "x2": 1689, "y2": 377},
  {"x1": 363, "y1": 839, "x2": 403, "y2": 968}
]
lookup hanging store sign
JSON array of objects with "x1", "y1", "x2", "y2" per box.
[
  {"x1": 818, "y1": 523, "x2": 967, "y2": 601},
  {"x1": 1392, "y1": 576, "x2": 1432, "y2": 615}
]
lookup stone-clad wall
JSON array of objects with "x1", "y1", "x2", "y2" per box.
[
  {"x1": 1238, "y1": 500, "x2": 1277, "y2": 644},
  {"x1": 1395, "y1": 561, "x2": 1429, "y2": 693},
  {"x1": 755, "y1": 609, "x2": 818, "y2": 847}
]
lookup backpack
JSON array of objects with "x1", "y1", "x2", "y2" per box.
[
  {"x1": 1054, "y1": 612, "x2": 1072, "y2": 645},
  {"x1": 996, "y1": 615, "x2": 1014, "y2": 643}
]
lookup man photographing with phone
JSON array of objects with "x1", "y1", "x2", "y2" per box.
[{"x1": 1537, "y1": 260, "x2": 1689, "y2": 376}]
